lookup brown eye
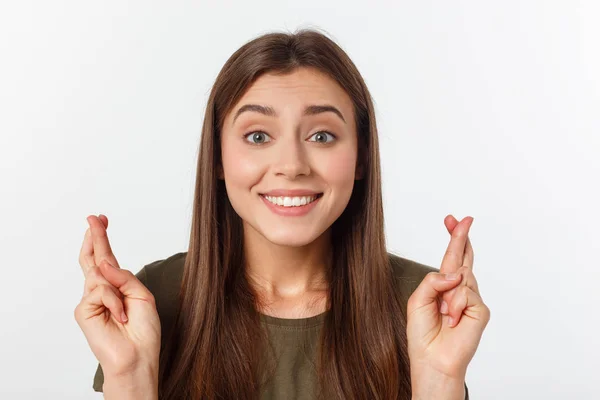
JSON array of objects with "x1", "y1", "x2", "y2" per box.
[
  {"x1": 244, "y1": 131, "x2": 272, "y2": 145},
  {"x1": 308, "y1": 131, "x2": 336, "y2": 143}
]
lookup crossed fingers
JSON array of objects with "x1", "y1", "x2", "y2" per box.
[
  {"x1": 79, "y1": 214, "x2": 120, "y2": 277},
  {"x1": 439, "y1": 215, "x2": 482, "y2": 324}
]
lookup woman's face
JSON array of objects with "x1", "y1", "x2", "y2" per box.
[{"x1": 220, "y1": 67, "x2": 362, "y2": 247}]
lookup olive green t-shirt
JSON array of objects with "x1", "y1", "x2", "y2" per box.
[{"x1": 92, "y1": 252, "x2": 469, "y2": 399}]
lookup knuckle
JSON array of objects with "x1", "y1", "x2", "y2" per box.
[
  {"x1": 425, "y1": 271, "x2": 440, "y2": 283},
  {"x1": 96, "y1": 283, "x2": 112, "y2": 296},
  {"x1": 74, "y1": 299, "x2": 88, "y2": 321},
  {"x1": 147, "y1": 293, "x2": 156, "y2": 306},
  {"x1": 457, "y1": 266, "x2": 473, "y2": 282},
  {"x1": 459, "y1": 266, "x2": 473, "y2": 281},
  {"x1": 484, "y1": 305, "x2": 491, "y2": 321},
  {"x1": 86, "y1": 267, "x2": 104, "y2": 285}
]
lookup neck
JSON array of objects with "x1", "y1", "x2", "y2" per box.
[{"x1": 243, "y1": 223, "x2": 332, "y2": 299}]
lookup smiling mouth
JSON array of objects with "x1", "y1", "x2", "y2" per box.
[{"x1": 259, "y1": 193, "x2": 323, "y2": 207}]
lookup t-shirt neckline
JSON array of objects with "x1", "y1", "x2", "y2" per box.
[{"x1": 259, "y1": 309, "x2": 329, "y2": 327}]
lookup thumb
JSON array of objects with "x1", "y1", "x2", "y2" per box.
[
  {"x1": 98, "y1": 260, "x2": 153, "y2": 301},
  {"x1": 408, "y1": 272, "x2": 463, "y2": 312}
]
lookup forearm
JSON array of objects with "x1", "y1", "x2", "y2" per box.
[{"x1": 102, "y1": 365, "x2": 159, "y2": 400}]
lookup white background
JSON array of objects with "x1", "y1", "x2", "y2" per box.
[{"x1": 1, "y1": 1, "x2": 598, "y2": 399}]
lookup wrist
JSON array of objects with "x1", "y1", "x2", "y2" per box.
[
  {"x1": 411, "y1": 367, "x2": 465, "y2": 400},
  {"x1": 103, "y1": 363, "x2": 159, "y2": 400}
]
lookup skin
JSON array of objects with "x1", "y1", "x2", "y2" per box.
[
  {"x1": 75, "y1": 215, "x2": 160, "y2": 400},
  {"x1": 219, "y1": 67, "x2": 362, "y2": 318},
  {"x1": 408, "y1": 215, "x2": 491, "y2": 398},
  {"x1": 75, "y1": 68, "x2": 489, "y2": 400}
]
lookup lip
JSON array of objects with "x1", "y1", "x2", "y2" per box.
[
  {"x1": 260, "y1": 189, "x2": 323, "y2": 197},
  {"x1": 260, "y1": 193, "x2": 322, "y2": 217}
]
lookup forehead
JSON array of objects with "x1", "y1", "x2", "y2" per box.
[{"x1": 226, "y1": 67, "x2": 354, "y2": 121}]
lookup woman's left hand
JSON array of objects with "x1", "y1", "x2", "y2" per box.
[{"x1": 406, "y1": 215, "x2": 491, "y2": 385}]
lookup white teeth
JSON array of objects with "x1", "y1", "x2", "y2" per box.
[{"x1": 264, "y1": 195, "x2": 319, "y2": 207}]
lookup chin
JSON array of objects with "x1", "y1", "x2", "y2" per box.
[{"x1": 261, "y1": 230, "x2": 319, "y2": 248}]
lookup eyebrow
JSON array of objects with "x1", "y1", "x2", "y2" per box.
[{"x1": 232, "y1": 104, "x2": 346, "y2": 126}]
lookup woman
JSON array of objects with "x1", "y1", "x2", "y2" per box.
[{"x1": 75, "y1": 29, "x2": 489, "y2": 399}]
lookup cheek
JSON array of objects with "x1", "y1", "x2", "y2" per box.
[
  {"x1": 317, "y1": 147, "x2": 358, "y2": 188},
  {"x1": 222, "y1": 142, "x2": 264, "y2": 189}
]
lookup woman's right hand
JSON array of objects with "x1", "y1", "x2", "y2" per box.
[{"x1": 74, "y1": 215, "x2": 161, "y2": 379}]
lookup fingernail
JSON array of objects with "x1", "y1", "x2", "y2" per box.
[
  {"x1": 121, "y1": 312, "x2": 128, "y2": 323},
  {"x1": 448, "y1": 316, "x2": 454, "y2": 326},
  {"x1": 440, "y1": 301, "x2": 448, "y2": 314},
  {"x1": 445, "y1": 273, "x2": 458, "y2": 280}
]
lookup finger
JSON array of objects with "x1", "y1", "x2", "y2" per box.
[
  {"x1": 79, "y1": 214, "x2": 111, "y2": 276},
  {"x1": 77, "y1": 283, "x2": 128, "y2": 324},
  {"x1": 444, "y1": 214, "x2": 460, "y2": 232},
  {"x1": 446, "y1": 285, "x2": 490, "y2": 329},
  {"x1": 407, "y1": 271, "x2": 463, "y2": 315},
  {"x1": 79, "y1": 227, "x2": 95, "y2": 277},
  {"x1": 461, "y1": 265, "x2": 479, "y2": 294},
  {"x1": 445, "y1": 215, "x2": 474, "y2": 270},
  {"x1": 441, "y1": 216, "x2": 476, "y2": 307},
  {"x1": 441, "y1": 265, "x2": 481, "y2": 308},
  {"x1": 98, "y1": 260, "x2": 155, "y2": 304},
  {"x1": 83, "y1": 265, "x2": 122, "y2": 298},
  {"x1": 439, "y1": 216, "x2": 474, "y2": 274},
  {"x1": 87, "y1": 215, "x2": 120, "y2": 269},
  {"x1": 464, "y1": 235, "x2": 474, "y2": 270},
  {"x1": 98, "y1": 214, "x2": 109, "y2": 229}
]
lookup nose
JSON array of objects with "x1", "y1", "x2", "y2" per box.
[{"x1": 273, "y1": 136, "x2": 311, "y2": 179}]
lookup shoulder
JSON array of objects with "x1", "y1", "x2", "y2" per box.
[
  {"x1": 136, "y1": 251, "x2": 187, "y2": 296},
  {"x1": 387, "y1": 251, "x2": 439, "y2": 311},
  {"x1": 388, "y1": 251, "x2": 438, "y2": 285},
  {"x1": 136, "y1": 251, "x2": 187, "y2": 330}
]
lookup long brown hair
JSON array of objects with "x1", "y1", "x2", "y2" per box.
[{"x1": 158, "y1": 28, "x2": 412, "y2": 399}]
